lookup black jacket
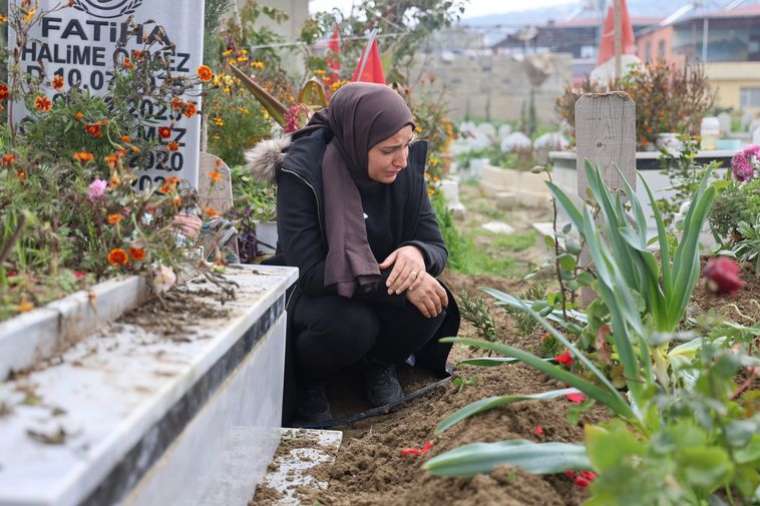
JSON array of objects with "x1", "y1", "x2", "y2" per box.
[
  {"x1": 271, "y1": 127, "x2": 460, "y2": 423},
  {"x1": 276, "y1": 126, "x2": 448, "y2": 299}
]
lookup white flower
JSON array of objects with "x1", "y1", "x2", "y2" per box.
[{"x1": 152, "y1": 265, "x2": 176, "y2": 295}]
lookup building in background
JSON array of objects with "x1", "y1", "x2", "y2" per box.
[{"x1": 636, "y1": 4, "x2": 760, "y2": 112}]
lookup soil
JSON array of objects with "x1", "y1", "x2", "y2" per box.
[
  {"x1": 691, "y1": 261, "x2": 760, "y2": 325},
  {"x1": 248, "y1": 271, "x2": 601, "y2": 506}
]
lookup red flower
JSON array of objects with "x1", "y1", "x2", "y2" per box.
[
  {"x1": 158, "y1": 126, "x2": 172, "y2": 139},
  {"x1": 563, "y1": 470, "x2": 597, "y2": 488},
  {"x1": 400, "y1": 441, "x2": 434, "y2": 457},
  {"x1": 574, "y1": 470, "x2": 598, "y2": 488},
  {"x1": 566, "y1": 392, "x2": 586, "y2": 404},
  {"x1": 533, "y1": 425, "x2": 544, "y2": 437},
  {"x1": 704, "y1": 257, "x2": 745, "y2": 296},
  {"x1": 74, "y1": 271, "x2": 86, "y2": 280},
  {"x1": 0, "y1": 84, "x2": 9, "y2": 101},
  {"x1": 554, "y1": 350, "x2": 574, "y2": 367},
  {"x1": 84, "y1": 123, "x2": 102, "y2": 138}
]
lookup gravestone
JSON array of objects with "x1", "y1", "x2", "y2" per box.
[
  {"x1": 575, "y1": 92, "x2": 636, "y2": 304},
  {"x1": 717, "y1": 112, "x2": 732, "y2": 136},
  {"x1": 476, "y1": 122, "x2": 496, "y2": 141},
  {"x1": 8, "y1": 0, "x2": 205, "y2": 188},
  {"x1": 198, "y1": 153, "x2": 234, "y2": 215}
]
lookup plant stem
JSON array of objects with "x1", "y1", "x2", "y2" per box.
[
  {"x1": 547, "y1": 168, "x2": 569, "y2": 321},
  {"x1": 0, "y1": 213, "x2": 25, "y2": 267}
]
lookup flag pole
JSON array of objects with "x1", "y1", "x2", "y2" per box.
[
  {"x1": 614, "y1": 0, "x2": 622, "y2": 80},
  {"x1": 355, "y1": 28, "x2": 378, "y2": 81}
]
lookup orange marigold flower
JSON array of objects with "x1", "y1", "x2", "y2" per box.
[
  {"x1": 158, "y1": 126, "x2": 172, "y2": 139},
  {"x1": 16, "y1": 169, "x2": 27, "y2": 182},
  {"x1": 107, "y1": 248, "x2": 129, "y2": 266},
  {"x1": 84, "y1": 123, "x2": 102, "y2": 138},
  {"x1": 197, "y1": 64, "x2": 214, "y2": 82},
  {"x1": 34, "y1": 95, "x2": 52, "y2": 113},
  {"x1": 107, "y1": 213, "x2": 124, "y2": 225},
  {"x1": 74, "y1": 111, "x2": 84, "y2": 121},
  {"x1": 0, "y1": 84, "x2": 9, "y2": 101},
  {"x1": 52, "y1": 74, "x2": 64, "y2": 91},
  {"x1": 167, "y1": 141, "x2": 179, "y2": 152},
  {"x1": 122, "y1": 58, "x2": 134, "y2": 70},
  {"x1": 171, "y1": 97, "x2": 184, "y2": 111},
  {"x1": 182, "y1": 102, "x2": 197, "y2": 118},
  {"x1": 132, "y1": 49, "x2": 144, "y2": 60},
  {"x1": 73, "y1": 151, "x2": 94, "y2": 163},
  {"x1": 104, "y1": 154, "x2": 119, "y2": 169},
  {"x1": 204, "y1": 207, "x2": 220, "y2": 218},
  {"x1": 121, "y1": 135, "x2": 131, "y2": 143},
  {"x1": 159, "y1": 175, "x2": 180, "y2": 194},
  {"x1": 17, "y1": 298, "x2": 34, "y2": 313},
  {"x1": 110, "y1": 174, "x2": 121, "y2": 187},
  {"x1": 128, "y1": 247, "x2": 146, "y2": 261},
  {"x1": 209, "y1": 168, "x2": 222, "y2": 184},
  {"x1": 1, "y1": 153, "x2": 16, "y2": 166}
]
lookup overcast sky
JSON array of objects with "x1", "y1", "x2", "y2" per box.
[{"x1": 309, "y1": 0, "x2": 579, "y2": 18}]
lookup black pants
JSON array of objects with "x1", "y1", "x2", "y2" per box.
[{"x1": 292, "y1": 294, "x2": 446, "y2": 380}]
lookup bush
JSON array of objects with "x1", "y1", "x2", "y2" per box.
[{"x1": 556, "y1": 62, "x2": 715, "y2": 150}]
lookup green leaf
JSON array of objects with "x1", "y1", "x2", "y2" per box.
[
  {"x1": 558, "y1": 253, "x2": 577, "y2": 271},
  {"x1": 678, "y1": 447, "x2": 734, "y2": 490},
  {"x1": 585, "y1": 423, "x2": 646, "y2": 471},
  {"x1": 544, "y1": 235, "x2": 556, "y2": 250},
  {"x1": 577, "y1": 271, "x2": 595, "y2": 287},
  {"x1": 424, "y1": 440, "x2": 590, "y2": 477},
  {"x1": 436, "y1": 388, "x2": 580, "y2": 434},
  {"x1": 458, "y1": 357, "x2": 521, "y2": 367},
  {"x1": 442, "y1": 337, "x2": 634, "y2": 420}
]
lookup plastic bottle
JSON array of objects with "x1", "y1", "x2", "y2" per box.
[{"x1": 701, "y1": 117, "x2": 720, "y2": 151}]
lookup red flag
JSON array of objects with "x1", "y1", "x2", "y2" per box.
[
  {"x1": 597, "y1": 0, "x2": 636, "y2": 65},
  {"x1": 352, "y1": 38, "x2": 386, "y2": 84},
  {"x1": 327, "y1": 24, "x2": 341, "y2": 73}
]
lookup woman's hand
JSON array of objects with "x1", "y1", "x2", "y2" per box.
[
  {"x1": 173, "y1": 213, "x2": 203, "y2": 239},
  {"x1": 379, "y1": 245, "x2": 426, "y2": 295},
  {"x1": 405, "y1": 272, "x2": 448, "y2": 318}
]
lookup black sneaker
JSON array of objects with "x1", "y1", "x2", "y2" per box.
[
  {"x1": 364, "y1": 362, "x2": 404, "y2": 407},
  {"x1": 296, "y1": 381, "x2": 332, "y2": 424}
]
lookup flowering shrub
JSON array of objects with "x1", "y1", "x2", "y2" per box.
[
  {"x1": 731, "y1": 145, "x2": 760, "y2": 182},
  {"x1": 0, "y1": 2, "x2": 209, "y2": 320},
  {"x1": 556, "y1": 62, "x2": 714, "y2": 149}
]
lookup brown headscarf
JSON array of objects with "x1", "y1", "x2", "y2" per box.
[{"x1": 300, "y1": 83, "x2": 414, "y2": 297}]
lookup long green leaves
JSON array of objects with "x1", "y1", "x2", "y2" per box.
[
  {"x1": 436, "y1": 388, "x2": 579, "y2": 434},
  {"x1": 443, "y1": 337, "x2": 634, "y2": 420},
  {"x1": 424, "y1": 440, "x2": 590, "y2": 477}
]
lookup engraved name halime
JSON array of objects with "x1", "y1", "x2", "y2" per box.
[{"x1": 72, "y1": 0, "x2": 143, "y2": 20}]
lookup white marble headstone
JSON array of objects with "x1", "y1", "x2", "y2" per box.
[{"x1": 8, "y1": 0, "x2": 205, "y2": 188}]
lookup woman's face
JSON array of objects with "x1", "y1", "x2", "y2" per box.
[{"x1": 367, "y1": 125, "x2": 414, "y2": 184}]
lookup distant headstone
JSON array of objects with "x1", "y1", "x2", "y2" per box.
[
  {"x1": 198, "y1": 153, "x2": 234, "y2": 215},
  {"x1": 482, "y1": 221, "x2": 515, "y2": 234},
  {"x1": 742, "y1": 111, "x2": 755, "y2": 132},
  {"x1": 718, "y1": 113, "x2": 732, "y2": 136},
  {"x1": 9, "y1": 1, "x2": 205, "y2": 188}
]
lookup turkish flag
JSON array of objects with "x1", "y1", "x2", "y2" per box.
[
  {"x1": 597, "y1": 0, "x2": 636, "y2": 65},
  {"x1": 352, "y1": 38, "x2": 386, "y2": 84}
]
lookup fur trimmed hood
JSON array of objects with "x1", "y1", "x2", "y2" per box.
[{"x1": 244, "y1": 136, "x2": 291, "y2": 184}]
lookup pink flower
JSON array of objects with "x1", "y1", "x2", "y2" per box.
[
  {"x1": 731, "y1": 145, "x2": 760, "y2": 182},
  {"x1": 87, "y1": 178, "x2": 108, "y2": 202},
  {"x1": 533, "y1": 425, "x2": 544, "y2": 437},
  {"x1": 566, "y1": 392, "x2": 586, "y2": 404},
  {"x1": 704, "y1": 257, "x2": 745, "y2": 296},
  {"x1": 554, "y1": 350, "x2": 574, "y2": 367}
]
